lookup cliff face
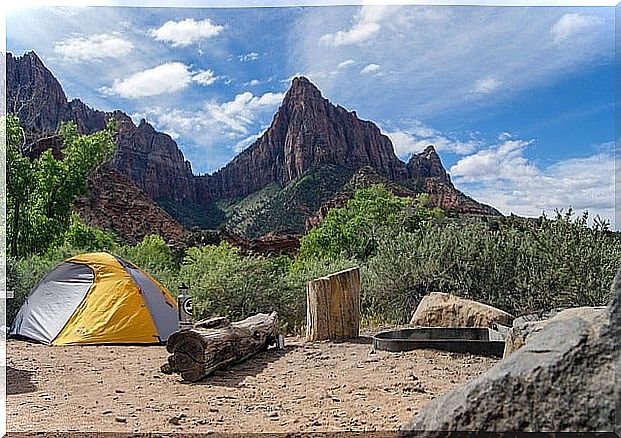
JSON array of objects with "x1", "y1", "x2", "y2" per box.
[
  {"x1": 207, "y1": 77, "x2": 410, "y2": 200},
  {"x1": 7, "y1": 51, "x2": 74, "y2": 132},
  {"x1": 7, "y1": 51, "x2": 198, "y2": 203},
  {"x1": 111, "y1": 113, "x2": 197, "y2": 202}
]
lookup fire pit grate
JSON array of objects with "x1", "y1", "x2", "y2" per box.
[{"x1": 372, "y1": 327, "x2": 505, "y2": 357}]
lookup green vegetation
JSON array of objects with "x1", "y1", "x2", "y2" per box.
[
  {"x1": 362, "y1": 211, "x2": 620, "y2": 323},
  {"x1": 7, "y1": 115, "x2": 116, "y2": 258},
  {"x1": 223, "y1": 164, "x2": 354, "y2": 238},
  {"x1": 6, "y1": 113, "x2": 620, "y2": 333},
  {"x1": 299, "y1": 185, "x2": 443, "y2": 260},
  {"x1": 157, "y1": 198, "x2": 226, "y2": 230}
]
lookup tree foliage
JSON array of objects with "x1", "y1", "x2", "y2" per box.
[
  {"x1": 298, "y1": 184, "x2": 443, "y2": 261},
  {"x1": 6, "y1": 115, "x2": 116, "y2": 257}
]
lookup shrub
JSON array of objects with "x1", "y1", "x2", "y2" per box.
[
  {"x1": 298, "y1": 184, "x2": 411, "y2": 261},
  {"x1": 178, "y1": 243, "x2": 293, "y2": 327},
  {"x1": 363, "y1": 211, "x2": 621, "y2": 323},
  {"x1": 63, "y1": 213, "x2": 118, "y2": 252},
  {"x1": 115, "y1": 234, "x2": 178, "y2": 293}
]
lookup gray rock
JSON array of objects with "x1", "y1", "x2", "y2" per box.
[
  {"x1": 401, "y1": 269, "x2": 620, "y2": 434},
  {"x1": 504, "y1": 306, "x2": 607, "y2": 357}
]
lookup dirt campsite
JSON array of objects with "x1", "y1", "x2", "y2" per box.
[{"x1": 6, "y1": 334, "x2": 498, "y2": 434}]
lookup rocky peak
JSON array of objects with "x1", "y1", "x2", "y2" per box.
[
  {"x1": 283, "y1": 76, "x2": 324, "y2": 108},
  {"x1": 7, "y1": 51, "x2": 198, "y2": 203},
  {"x1": 208, "y1": 76, "x2": 409, "y2": 200},
  {"x1": 407, "y1": 144, "x2": 452, "y2": 187},
  {"x1": 7, "y1": 51, "x2": 72, "y2": 132}
]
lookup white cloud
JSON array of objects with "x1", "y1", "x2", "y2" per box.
[
  {"x1": 233, "y1": 133, "x2": 261, "y2": 153},
  {"x1": 320, "y1": 5, "x2": 391, "y2": 46},
  {"x1": 472, "y1": 76, "x2": 503, "y2": 95},
  {"x1": 134, "y1": 91, "x2": 285, "y2": 171},
  {"x1": 206, "y1": 91, "x2": 284, "y2": 133},
  {"x1": 54, "y1": 33, "x2": 133, "y2": 62},
  {"x1": 360, "y1": 63, "x2": 380, "y2": 75},
  {"x1": 149, "y1": 18, "x2": 224, "y2": 47},
  {"x1": 450, "y1": 139, "x2": 538, "y2": 182},
  {"x1": 101, "y1": 63, "x2": 221, "y2": 98},
  {"x1": 244, "y1": 79, "x2": 261, "y2": 87},
  {"x1": 101, "y1": 62, "x2": 192, "y2": 98},
  {"x1": 450, "y1": 139, "x2": 614, "y2": 223},
  {"x1": 238, "y1": 52, "x2": 259, "y2": 62},
  {"x1": 192, "y1": 69, "x2": 217, "y2": 86},
  {"x1": 337, "y1": 59, "x2": 356, "y2": 70},
  {"x1": 295, "y1": 7, "x2": 612, "y2": 118},
  {"x1": 551, "y1": 13, "x2": 601, "y2": 44},
  {"x1": 385, "y1": 120, "x2": 480, "y2": 158}
]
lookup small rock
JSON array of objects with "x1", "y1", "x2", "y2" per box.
[
  {"x1": 114, "y1": 416, "x2": 127, "y2": 423},
  {"x1": 267, "y1": 411, "x2": 279, "y2": 418},
  {"x1": 208, "y1": 408, "x2": 219, "y2": 413},
  {"x1": 169, "y1": 416, "x2": 181, "y2": 425},
  {"x1": 114, "y1": 389, "x2": 125, "y2": 394},
  {"x1": 101, "y1": 410, "x2": 112, "y2": 415}
]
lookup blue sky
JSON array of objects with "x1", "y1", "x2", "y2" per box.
[{"x1": 6, "y1": 4, "x2": 616, "y2": 225}]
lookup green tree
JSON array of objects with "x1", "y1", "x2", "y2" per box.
[
  {"x1": 6, "y1": 115, "x2": 116, "y2": 257},
  {"x1": 298, "y1": 184, "x2": 442, "y2": 261},
  {"x1": 63, "y1": 212, "x2": 118, "y2": 252}
]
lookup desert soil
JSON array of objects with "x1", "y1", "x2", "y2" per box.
[{"x1": 7, "y1": 336, "x2": 498, "y2": 434}]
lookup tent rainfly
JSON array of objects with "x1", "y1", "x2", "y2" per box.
[{"x1": 11, "y1": 252, "x2": 178, "y2": 345}]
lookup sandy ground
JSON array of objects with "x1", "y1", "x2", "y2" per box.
[{"x1": 7, "y1": 336, "x2": 498, "y2": 434}]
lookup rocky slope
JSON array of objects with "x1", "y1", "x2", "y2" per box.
[{"x1": 74, "y1": 164, "x2": 187, "y2": 245}]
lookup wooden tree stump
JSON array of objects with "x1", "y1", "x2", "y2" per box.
[
  {"x1": 162, "y1": 312, "x2": 278, "y2": 382},
  {"x1": 306, "y1": 267, "x2": 360, "y2": 342}
]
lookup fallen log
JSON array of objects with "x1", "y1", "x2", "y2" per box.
[{"x1": 162, "y1": 312, "x2": 278, "y2": 382}]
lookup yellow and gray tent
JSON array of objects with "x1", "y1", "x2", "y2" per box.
[{"x1": 10, "y1": 252, "x2": 178, "y2": 345}]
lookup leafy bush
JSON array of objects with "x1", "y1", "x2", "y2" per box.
[
  {"x1": 363, "y1": 211, "x2": 621, "y2": 322},
  {"x1": 64, "y1": 212, "x2": 118, "y2": 252},
  {"x1": 299, "y1": 184, "x2": 411, "y2": 261},
  {"x1": 7, "y1": 116, "x2": 116, "y2": 258},
  {"x1": 178, "y1": 243, "x2": 292, "y2": 325},
  {"x1": 115, "y1": 234, "x2": 178, "y2": 293}
]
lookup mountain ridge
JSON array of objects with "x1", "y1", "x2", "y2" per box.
[{"x1": 6, "y1": 50, "x2": 500, "y2": 238}]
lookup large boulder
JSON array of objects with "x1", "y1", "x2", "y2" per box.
[
  {"x1": 410, "y1": 292, "x2": 514, "y2": 328},
  {"x1": 401, "y1": 270, "x2": 620, "y2": 434},
  {"x1": 504, "y1": 306, "x2": 607, "y2": 357}
]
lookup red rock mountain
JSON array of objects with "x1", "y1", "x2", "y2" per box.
[
  {"x1": 205, "y1": 77, "x2": 411, "y2": 200},
  {"x1": 7, "y1": 51, "x2": 197, "y2": 203},
  {"x1": 7, "y1": 51, "x2": 500, "y2": 235}
]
